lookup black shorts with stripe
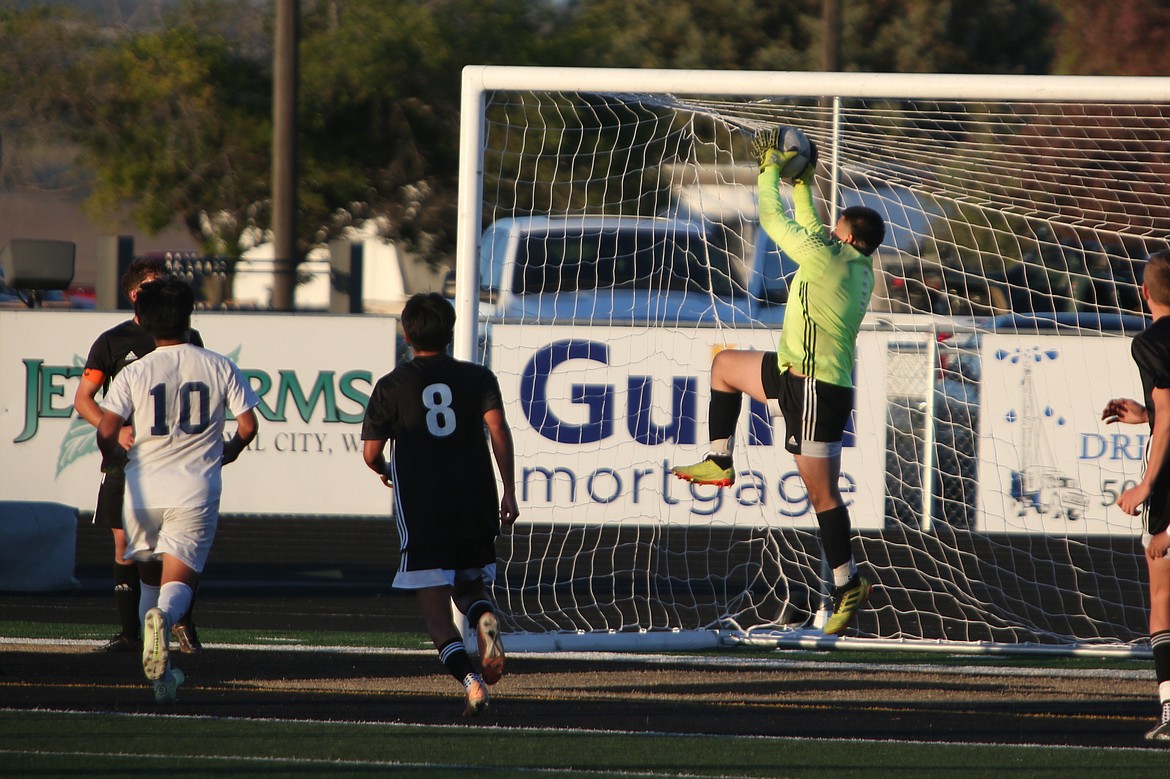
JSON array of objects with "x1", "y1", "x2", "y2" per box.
[
  {"x1": 93, "y1": 472, "x2": 126, "y2": 530},
  {"x1": 760, "y1": 352, "x2": 853, "y2": 457}
]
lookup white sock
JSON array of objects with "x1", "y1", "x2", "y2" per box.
[
  {"x1": 833, "y1": 562, "x2": 857, "y2": 589},
  {"x1": 1159, "y1": 680, "x2": 1170, "y2": 705},
  {"x1": 138, "y1": 583, "x2": 160, "y2": 629},
  {"x1": 158, "y1": 581, "x2": 194, "y2": 629},
  {"x1": 709, "y1": 436, "x2": 734, "y2": 458}
]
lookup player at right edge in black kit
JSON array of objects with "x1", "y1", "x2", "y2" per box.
[
  {"x1": 361, "y1": 292, "x2": 519, "y2": 717},
  {"x1": 1101, "y1": 249, "x2": 1170, "y2": 741}
]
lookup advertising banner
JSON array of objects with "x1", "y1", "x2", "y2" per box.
[
  {"x1": 489, "y1": 325, "x2": 887, "y2": 529},
  {"x1": 978, "y1": 334, "x2": 1145, "y2": 535},
  {"x1": 2, "y1": 310, "x2": 399, "y2": 515}
]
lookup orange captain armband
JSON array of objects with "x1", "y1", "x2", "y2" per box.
[{"x1": 81, "y1": 368, "x2": 106, "y2": 385}]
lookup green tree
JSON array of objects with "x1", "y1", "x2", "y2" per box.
[
  {"x1": 563, "y1": 0, "x2": 1056, "y2": 75},
  {"x1": 0, "y1": 6, "x2": 100, "y2": 193},
  {"x1": 296, "y1": 0, "x2": 565, "y2": 264},
  {"x1": 70, "y1": 14, "x2": 272, "y2": 257},
  {"x1": 1050, "y1": 0, "x2": 1170, "y2": 75},
  {"x1": 560, "y1": 0, "x2": 813, "y2": 70}
]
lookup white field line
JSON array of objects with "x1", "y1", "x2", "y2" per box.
[
  {"x1": 0, "y1": 709, "x2": 1166, "y2": 756},
  {"x1": 0, "y1": 747, "x2": 772, "y2": 779},
  {"x1": 1, "y1": 636, "x2": 1153, "y2": 681}
]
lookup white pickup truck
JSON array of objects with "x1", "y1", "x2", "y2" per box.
[{"x1": 477, "y1": 215, "x2": 793, "y2": 326}]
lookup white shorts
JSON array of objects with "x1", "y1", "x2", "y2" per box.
[
  {"x1": 1143, "y1": 531, "x2": 1170, "y2": 558},
  {"x1": 393, "y1": 563, "x2": 496, "y2": 590},
  {"x1": 122, "y1": 503, "x2": 219, "y2": 573}
]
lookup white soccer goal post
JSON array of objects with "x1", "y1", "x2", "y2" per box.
[{"x1": 454, "y1": 66, "x2": 1170, "y2": 655}]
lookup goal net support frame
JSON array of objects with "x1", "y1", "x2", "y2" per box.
[{"x1": 454, "y1": 66, "x2": 1170, "y2": 656}]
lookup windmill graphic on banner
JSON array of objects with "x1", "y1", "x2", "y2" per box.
[{"x1": 999, "y1": 345, "x2": 1088, "y2": 522}]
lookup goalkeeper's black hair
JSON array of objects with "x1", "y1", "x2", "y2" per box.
[
  {"x1": 402, "y1": 292, "x2": 456, "y2": 352},
  {"x1": 841, "y1": 206, "x2": 886, "y2": 256},
  {"x1": 135, "y1": 278, "x2": 194, "y2": 341}
]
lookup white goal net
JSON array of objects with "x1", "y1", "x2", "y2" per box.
[{"x1": 454, "y1": 67, "x2": 1170, "y2": 653}]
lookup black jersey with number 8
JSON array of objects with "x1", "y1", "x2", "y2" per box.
[{"x1": 361, "y1": 353, "x2": 505, "y2": 570}]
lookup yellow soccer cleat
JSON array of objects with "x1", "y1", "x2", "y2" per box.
[
  {"x1": 670, "y1": 458, "x2": 734, "y2": 487},
  {"x1": 823, "y1": 576, "x2": 871, "y2": 635},
  {"x1": 142, "y1": 608, "x2": 170, "y2": 682}
]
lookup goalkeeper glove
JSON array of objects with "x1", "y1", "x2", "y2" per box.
[{"x1": 750, "y1": 128, "x2": 787, "y2": 173}]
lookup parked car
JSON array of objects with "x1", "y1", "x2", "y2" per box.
[
  {"x1": 477, "y1": 215, "x2": 787, "y2": 325},
  {"x1": 986, "y1": 241, "x2": 1147, "y2": 319},
  {"x1": 878, "y1": 258, "x2": 1006, "y2": 317}
]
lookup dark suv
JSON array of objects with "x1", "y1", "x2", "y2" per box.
[
  {"x1": 879, "y1": 259, "x2": 1004, "y2": 317},
  {"x1": 986, "y1": 241, "x2": 1146, "y2": 319}
]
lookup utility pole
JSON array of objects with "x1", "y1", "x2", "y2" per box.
[
  {"x1": 272, "y1": 0, "x2": 299, "y2": 311},
  {"x1": 822, "y1": 0, "x2": 841, "y2": 72}
]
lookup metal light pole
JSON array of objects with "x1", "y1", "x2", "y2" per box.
[
  {"x1": 271, "y1": 0, "x2": 299, "y2": 311},
  {"x1": 822, "y1": 0, "x2": 841, "y2": 72}
]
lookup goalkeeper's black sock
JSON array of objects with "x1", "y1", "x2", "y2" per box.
[
  {"x1": 438, "y1": 638, "x2": 476, "y2": 683},
  {"x1": 708, "y1": 390, "x2": 741, "y2": 444},
  {"x1": 816, "y1": 505, "x2": 854, "y2": 572},
  {"x1": 113, "y1": 562, "x2": 140, "y2": 638}
]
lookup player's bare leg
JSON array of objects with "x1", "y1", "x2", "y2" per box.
[
  {"x1": 417, "y1": 585, "x2": 488, "y2": 716},
  {"x1": 1146, "y1": 552, "x2": 1170, "y2": 739},
  {"x1": 672, "y1": 350, "x2": 768, "y2": 486}
]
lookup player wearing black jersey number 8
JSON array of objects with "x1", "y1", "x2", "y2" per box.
[{"x1": 361, "y1": 292, "x2": 519, "y2": 717}]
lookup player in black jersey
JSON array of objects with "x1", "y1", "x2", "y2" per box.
[
  {"x1": 1101, "y1": 249, "x2": 1170, "y2": 741},
  {"x1": 361, "y1": 292, "x2": 518, "y2": 717},
  {"x1": 73, "y1": 258, "x2": 205, "y2": 654}
]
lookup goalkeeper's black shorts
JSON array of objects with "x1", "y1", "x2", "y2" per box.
[{"x1": 760, "y1": 354, "x2": 853, "y2": 459}]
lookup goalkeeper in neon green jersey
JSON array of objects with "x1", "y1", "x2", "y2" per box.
[{"x1": 672, "y1": 126, "x2": 885, "y2": 635}]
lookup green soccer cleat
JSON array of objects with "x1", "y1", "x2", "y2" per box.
[
  {"x1": 823, "y1": 576, "x2": 871, "y2": 635},
  {"x1": 153, "y1": 668, "x2": 184, "y2": 705},
  {"x1": 671, "y1": 458, "x2": 734, "y2": 487}
]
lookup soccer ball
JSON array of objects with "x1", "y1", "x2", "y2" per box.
[{"x1": 777, "y1": 126, "x2": 814, "y2": 181}]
